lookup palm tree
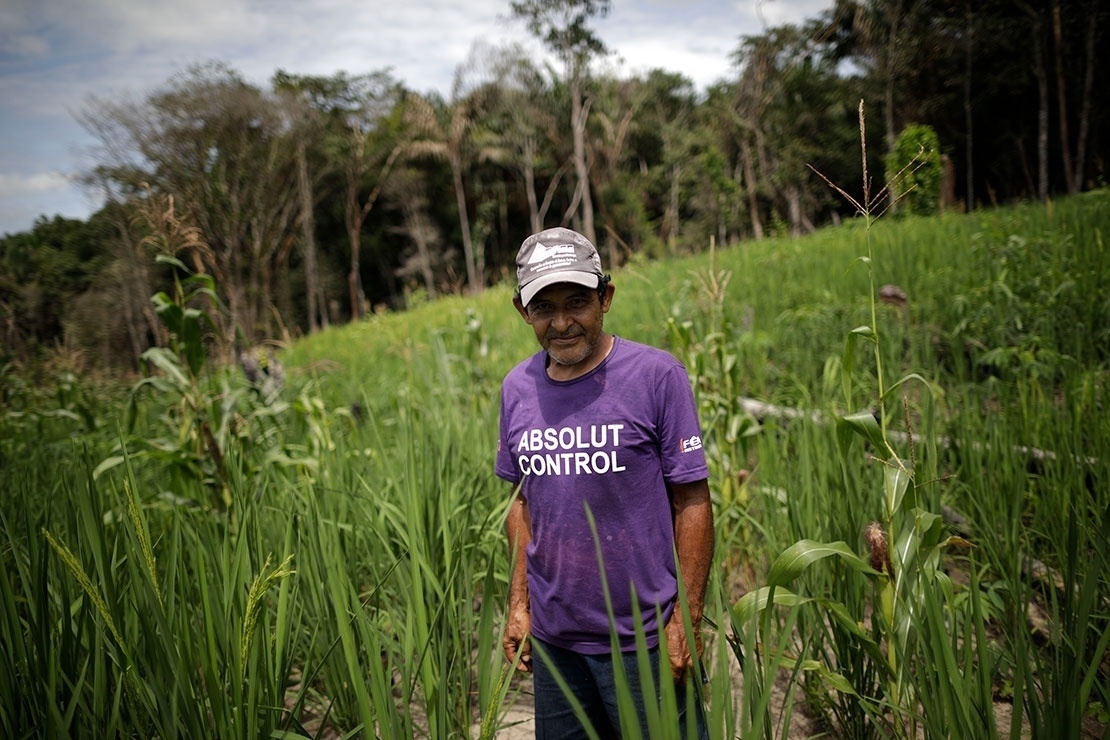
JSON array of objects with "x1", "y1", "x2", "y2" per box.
[{"x1": 404, "y1": 85, "x2": 490, "y2": 294}]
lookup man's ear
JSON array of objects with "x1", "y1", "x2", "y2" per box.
[
  {"x1": 512, "y1": 294, "x2": 532, "y2": 322},
  {"x1": 600, "y1": 282, "x2": 615, "y2": 313}
]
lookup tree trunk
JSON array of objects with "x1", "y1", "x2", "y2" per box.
[
  {"x1": 1031, "y1": 15, "x2": 1050, "y2": 202},
  {"x1": 106, "y1": 205, "x2": 162, "y2": 361},
  {"x1": 882, "y1": 0, "x2": 904, "y2": 214},
  {"x1": 345, "y1": 137, "x2": 403, "y2": 321},
  {"x1": 296, "y1": 140, "x2": 325, "y2": 332},
  {"x1": 1051, "y1": 0, "x2": 1075, "y2": 194},
  {"x1": 522, "y1": 136, "x2": 544, "y2": 233},
  {"x1": 569, "y1": 75, "x2": 596, "y2": 246},
  {"x1": 786, "y1": 184, "x2": 803, "y2": 237},
  {"x1": 666, "y1": 161, "x2": 681, "y2": 248},
  {"x1": 963, "y1": 0, "x2": 975, "y2": 211},
  {"x1": 1016, "y1": 1, "x2": 1051, "y2": 201},
  {"x1": 451, "y1": 154, "x2": 480, "y2": 293},
  {"x1": 1072, "y1": 0, "x2": 1097, "y2": 193},
  {"x1": 740, "y1": 136, "x2": 764, "y2": 240},
  {"x1": 345, "y1": 157, "x2": 367, "y2": 321},
  {"x1": 346, "y1": 221, "x2": 364, "y2": 321},
  {"x1": 405, "y1": 200, "x2": 438, "y2": 299},
  {"x1": 883, "y1": 1, "x2": 902, "y2": 153}
]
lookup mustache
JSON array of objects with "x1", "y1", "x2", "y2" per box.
[{"x1": 545, "y1": 330, "x2": 584, "y2": 341}]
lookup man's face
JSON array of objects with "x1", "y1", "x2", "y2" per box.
[{"x1": 515, "y1": 282, "x2": 614, "y2": 372}]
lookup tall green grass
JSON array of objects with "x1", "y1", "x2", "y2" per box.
[{"x1": 2, "y1": 188, "x2": 1107, "y2": 737}]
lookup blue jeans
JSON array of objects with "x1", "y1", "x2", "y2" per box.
[{"x1": 532, "y1": 638, "x2": 709, "y2": 740}]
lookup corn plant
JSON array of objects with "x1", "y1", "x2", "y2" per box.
[{"x1": 731, "y1": 101, "x2": 1001, "y2": 738}]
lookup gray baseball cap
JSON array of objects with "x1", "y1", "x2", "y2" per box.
[{"x1": 515, "y1": 227, "x2": 603, "y2": 307}]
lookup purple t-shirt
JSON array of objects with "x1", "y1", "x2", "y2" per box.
[{"x1": 496, "y1": 336, "x2": 709, "y2": 653}]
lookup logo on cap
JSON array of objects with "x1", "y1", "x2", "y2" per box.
[{"x1": 527, "y1": 242, "x2": 578, "y2": 264}]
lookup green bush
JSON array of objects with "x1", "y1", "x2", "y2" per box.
[{"x1": 886, "y1": 124, "x2": 943, "y2": 216}]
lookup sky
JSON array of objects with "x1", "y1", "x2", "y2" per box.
[{"x1": 0, "y1": 0, "x2": 832, "y2": 236}]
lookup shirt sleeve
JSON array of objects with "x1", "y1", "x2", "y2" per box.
[
  {"x1": 656, "y1": 362, "x2": 710, "y2": 485},
  {"x1": 495, "y1": 383, "x2": 522, "y2": 483}
]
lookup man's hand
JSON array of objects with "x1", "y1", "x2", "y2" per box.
[
  {"x1": 666, "y1": 478, "x2": 713, "y2": 683},
  {"x1": 503, "y1": 606, "x2": 532, "y2": 672},
  {"x1": 504, "y1": 488, "x2": 533, "y2": 672},
  {"x1": 663, "y1": 612, "x2": 702, "y2": 682}
]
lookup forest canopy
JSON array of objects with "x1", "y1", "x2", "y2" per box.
[{"x1": 1, "y1": 0, "x2": 1105, "y2": 371}]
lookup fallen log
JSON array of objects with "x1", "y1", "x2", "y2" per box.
[{"x1": 737, "y1": 397, "x2": 1099, "y2": 466}]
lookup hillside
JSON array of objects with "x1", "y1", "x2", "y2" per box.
[{"x1": 2, "y1": 191, "x2": 1107, "y2": 738}]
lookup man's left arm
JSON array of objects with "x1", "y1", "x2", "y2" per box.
[{"x1": 664, "y1": 478, "x2": 714, "y2": 682}]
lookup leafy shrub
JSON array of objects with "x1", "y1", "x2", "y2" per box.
[{"x1": 886, "y1": 124, "x2": 943, "y2": 216}]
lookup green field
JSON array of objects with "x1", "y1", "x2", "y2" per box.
[{"x1": 2, "y1": 191, "x2": 1108, "y2": 738}]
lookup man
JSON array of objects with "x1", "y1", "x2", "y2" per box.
[{"x1": 496, "y1": 227, "x2": 714, "y2": 739}]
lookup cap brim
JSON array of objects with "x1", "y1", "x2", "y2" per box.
[{"x1": 520, "y1": 272, "x2": 600, "y2": 308}]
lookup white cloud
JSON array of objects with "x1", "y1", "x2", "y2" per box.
[
  {"x1": 0, "y1": 171, "x2": 71, "y2": 199},
  {"x1": 4, "y1": 0, "x2": 263, "y2": 57},
  {"x1": 757, "y1": 0, "x2": 834, "y2": 27}
]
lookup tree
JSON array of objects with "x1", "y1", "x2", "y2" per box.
[
  {"x1": 731, "y1": 22, "x2": 856, "y2": 237},
  {"x1": 827, "y1": 0, "x2": 929, "y2": 151},
  {"x1": 483, "y1": 44, "x2": 566, "y2": 234},
  {"x1": 636, "y1": 71, "x2": 698, "y2": 248},
  {"x1": 319, "y1": 73, "x2": 406, "y2": 320},
  {"x1": 510, "y1": 0, "x2": 611, "y2": 245},
  {"x1": 1069, "y1": 0, "x2": 1100, "y2": 194},
  {"x1": 404, "y1": 82, "x2": 492, "y2": 294},
  {"x1": 5, "y1": 0, "x2": 1106, "y2": 372},
  {"x1": 586, "y1": 72, "x2": 652, "y2": 262},
  {"x1": 687, "y1": 84, "x2": 748, "y2": 247},
  {"x1": 1047, "y1": 0, "x2": 1099, "y2": 195},
  {"x1": 1015, "y1": 1, "x2": 1051, "y2": 201},
  {"x1": 273, "y1": 69, "x2": 418, "y2": 325},
  {"x1": 386, "y1": 167, "x2": 447, "y2": 300},
  {"x1": 78, "y1": 192, "x2": 167, "y2": 365},
  {"x1": 79, "y1": 62, "x2": 301, "y2": 350},
  {"x1": 272, "y1": 71, "x2": 350, "y2": 333},
  {"x1": 730, "y1": 27, "x2": 782, "y2": 239},
  {"x1": 0, "y1": 215, "x2": 110, "y2": 361}
]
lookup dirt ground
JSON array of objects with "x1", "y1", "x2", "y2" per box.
[
  {"x1": 473, "y1": 693, "x2": 534, "y2": 739},
  {"x1": 470, "y1": 662, "x2": 1107, "y2": 739},
  {"x1": 470, "y1": 659, "x2": 826, "y2": 739}
]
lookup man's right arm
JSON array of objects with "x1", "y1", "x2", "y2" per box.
[{"x1": 504, "y1": 487, "x2": 533, "y2": 672}]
